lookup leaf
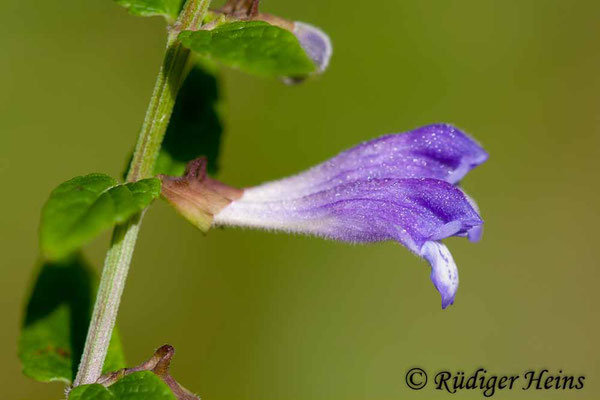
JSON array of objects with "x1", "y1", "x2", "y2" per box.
[
  {"x1": 179, "y1": 21, "x2": 316, "y2": 78},
  {"x1": 40, "y1": 175, "x2": 161, "y2": 260},
  {"x1": 110, "y1": 371, "x2": 178, "y2": 400},
  {"x1": 155, "y1": 64, "x2": 224, "y2": 177},
  {"x1": 69, "y1": 384, "x2": 113, "y2": 400},
  {"x1": 114, "y1": 0, "x2": 183, "y2": 21},
  {"x1": 69, "y1": 372, "x2": 177, "y2": 400},
  {"x1": 19, "y1": 256, "x2": 126, "y2": 383}
]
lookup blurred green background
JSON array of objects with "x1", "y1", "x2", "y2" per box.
[{"x1": 2, "y1": 0, "x2": 599, "y2": 399}]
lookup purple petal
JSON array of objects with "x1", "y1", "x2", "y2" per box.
[
  {"x1": 215, "y1": 178, "x2": 482, "y2": 253},
  {"x1": 421, "y1": 241, "x2": 459, "y2": 309},
  {"x1": 293, "y1": 21, "x2": 332, "y2": 73},
  {"x1": 215, "y1": 178, "x2": 481, "y2": 308},
  {"x1": 462, "y1": 190, "x2": 484, "y2": 242},
  {"x1": 243, "y1": 124, "x2": 488, "y2": 202}
]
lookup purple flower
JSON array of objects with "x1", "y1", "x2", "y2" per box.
[{"x1": 160, "y1": 124, "x2": 488, "y2": 308}]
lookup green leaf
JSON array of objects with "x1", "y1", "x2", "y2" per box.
[
  {"x1": 69, "y1": 372, "x2": 177, "y2": 400},
  {"x1": 114, "y1": 0, "x2": 183, "y2": 21},
  {"x1": 19, "y1": 256, "x2": 126, "y2": 383},
  {"x1": 155, "y1": 64, "x2": 224, "y2": 177},
  {"x1": 40, "y1": 175, "x2": 161, "y2": 260},
  {"x1": 69, "y1": 384, "x2": 113, "y2": 400},
  {"x1": 179, "y1": 21, "x2": 316, "y2": 78},
  {"x1": 110, "y1": 372, "x2": 177, "y2": 399}
]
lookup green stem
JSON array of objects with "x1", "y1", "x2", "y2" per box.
[{"x1": 73, "y1": 0, "x2": 210, "y2": 387}]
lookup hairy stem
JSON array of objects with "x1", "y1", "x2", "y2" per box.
[{"x1": 73, "y1": 0, "x2": 210, "y2": 387}]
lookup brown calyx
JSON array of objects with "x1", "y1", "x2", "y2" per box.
[{"x1": 159, "y1": 158, "x2": 243, "y2": 232}]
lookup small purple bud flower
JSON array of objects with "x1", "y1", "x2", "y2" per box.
[
  {"x1": 161, "y1": 124, "x2": 488, "y2": 309},
  {"x1": 293, "y1": 21, "x2": 332, "y2": 73},
  {"x1": 213, "y1": 1, "x2": 332, "y2": 76}
]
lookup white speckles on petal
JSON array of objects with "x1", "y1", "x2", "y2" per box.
[
  {"x1": 420, "y1": 241, "x2": 459, "y2": 309},
  {"x1": 241, "y1": 124, "x2": 487, "y2": 202}
]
